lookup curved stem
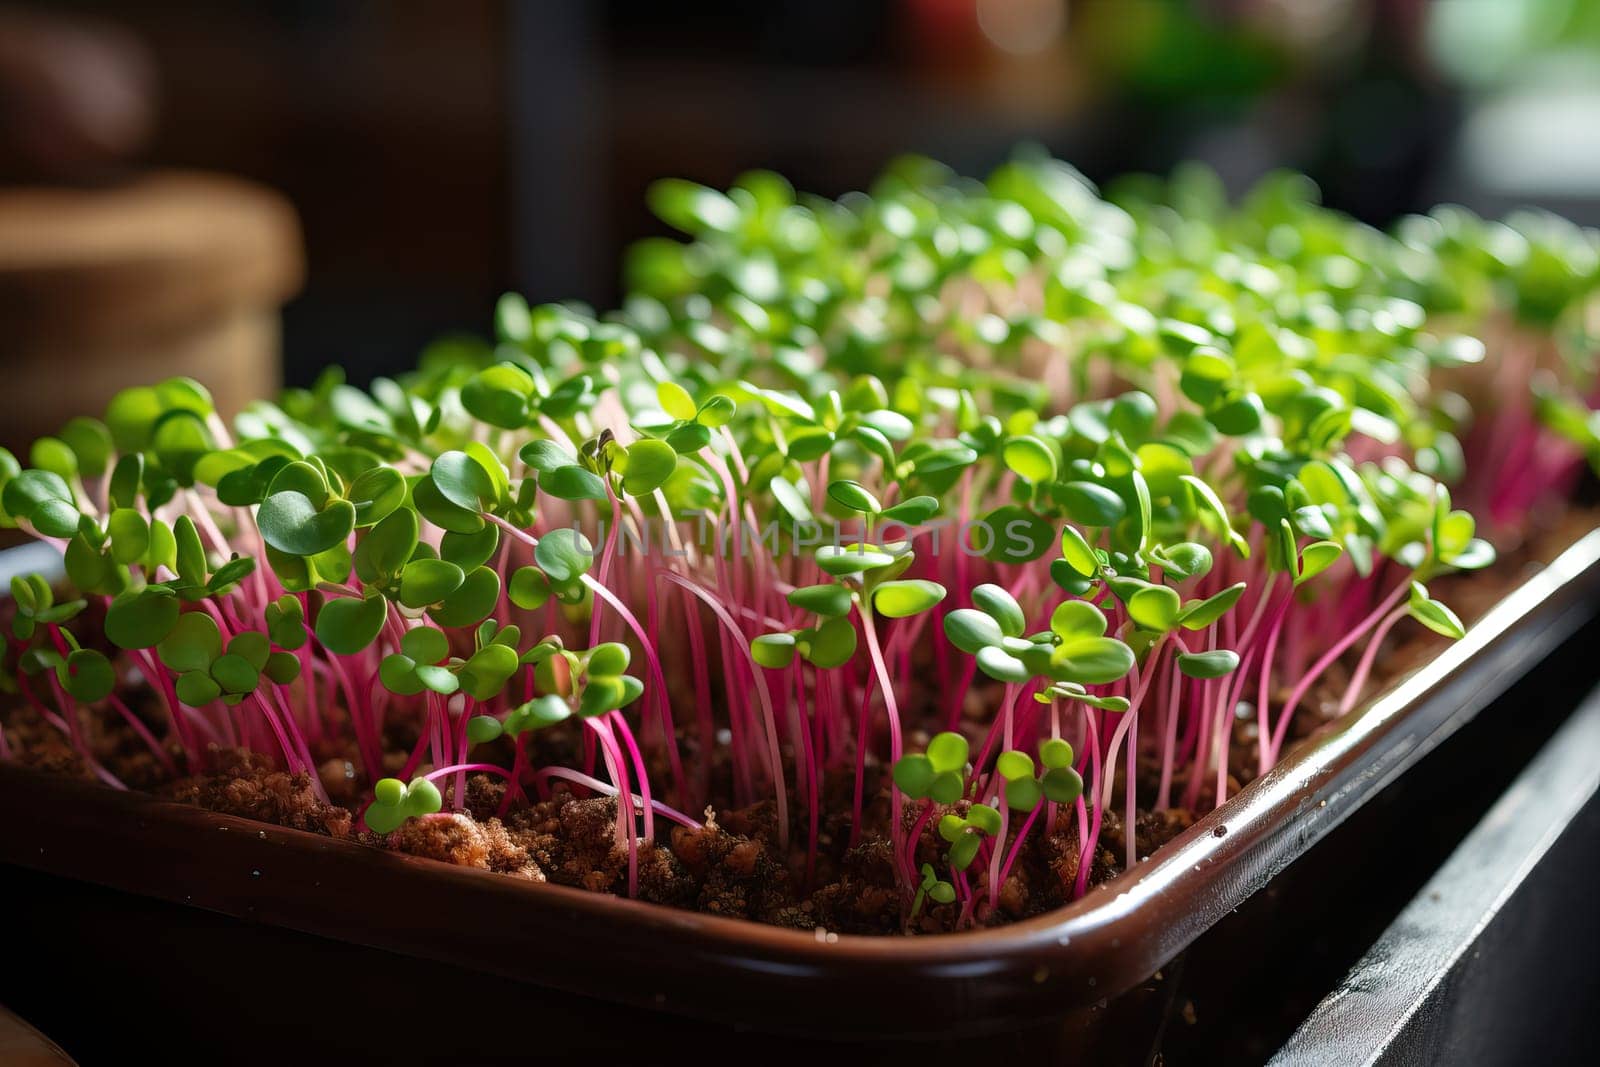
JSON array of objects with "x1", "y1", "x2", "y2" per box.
[
  {"x1": 1337, "y1": 604, "x2": 1412, "y2": 716},
  {"x1": 107, "y1": 693, "x2": 178, "y2": 776},
  {"x1": 534, "y1": 766, "x2": 705, "y2": 830},
  {"x1": 998, "y1": 800, "x2": 1043, "y2": 888},
  {"x1": 986, "y1": 798, "x2": 1010, "y2": 911},
  {"x1": 1073, "y1": 704, "x2": 1104, "y2": 899},
  {"x1": 858, "y1": 604, "x2": 909, "y2": 890},
  {"x1": 420, "y1": 762, "x2": 513, "y2": 784},
  {"x1": 657, "y1": 570, "x2": 789, "y2": 851},
  {"x1": 1267, "y1": 579, "x2": 1409, "y2": 765}
]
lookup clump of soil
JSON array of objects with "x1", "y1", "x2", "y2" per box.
[
  {"x1": 2, "y1": 689, "x2": 179, "y2": 791},
  {"x1": 3, "y1": 706, "x2": 83, "y2": 778},
  {"x1": 504, "y1": 793, "x2": 693, "y2": 905},
  {"x1": 164, "y1": 749, "x2": 353, "y2": 838},
  {"x1": 388, "y1": 812, "x2": 545, "y2": 881}
]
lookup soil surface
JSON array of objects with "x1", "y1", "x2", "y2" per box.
[{"x1": 2, "y1": 514, "x2": 1591, "y2": 934}]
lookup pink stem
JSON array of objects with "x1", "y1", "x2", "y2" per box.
[
  {"x1": 998, "y1": 799, "x2": 1043, "y2": 888},
  {"x1": 1337, "y1": 604, "x2": 1412, "y2": 716},
  {"x1": 657, "y1": 570, "x2": 789, "y2": 850},
  {"x1": 1266, "y1": 579, "x2": 1409, "y2": 765},
  {"x1": 1074, "y1": 703, "x2": 1104, "y2": 899},
  {"x1": 534, "y1": 766, "x2": 705, "y2": 830},
  {"x1": 107, "y1": 693, "x2": 178, "y2": 776}
]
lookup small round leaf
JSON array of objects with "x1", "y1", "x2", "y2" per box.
[
  {"x1": 535, "y1": 528, "x2": 594, "y2": 584},
  {"x1": 972, "y1": 584, "x2": 1026, "y2": 637},
  {"x1": 926, "y1": 731, "x2": 969, "y2": 773},
  {"x1": 620, "y1": 439, "x2": 677, "y2": 496},
  {"x1": 64, "y1": 649, "x2": 115, "y2": 702},
  {"x1": 1040, "y1": 738, "x2": 1074, "y2": 769},
  {"x1": 316, "y1": 595, "x2": 388, "y2": 656},
  {"x1": 1177, "y1": 649, "x2": 1241, "y2": 679},
  {"x1": 872, "y1": 579, "x2": 946, "y2": 619},
  {"x1": 258, "y1": 491, "x2": 355, "y2": 557}
]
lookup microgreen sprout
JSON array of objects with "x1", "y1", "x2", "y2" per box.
[
  {"x1": 892, "y1": 731, "x2": 969, "y2": 804},
  {"x1": 996, "y1": 740, "x2": 1083, "y2": 812},
  {"x1": 938, "y1": 802, "x2": 1002, "y2": 871},
  {"x1": 1, "y1": 150, "x2": 1594, "y2": 930},
  {"x1": 911, "y1": 863, "x2": 956, "y2": 920},
  {"x1": 364, "y1": 776, "x2": 444, "y2": 835}
]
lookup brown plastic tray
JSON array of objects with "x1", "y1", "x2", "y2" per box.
[{"x1": 2, "y1": 529, "x2": 1599, "y2": 1039}]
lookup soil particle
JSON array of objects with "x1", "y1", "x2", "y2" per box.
[
  {"x1": 996, "y1": 873, "x2": 1030, "y2": 917},
  {"x1": 715, "y1": 798, "x2": 783, "y2": 849},
  {"x1": 669, "y1": 810, "x2": 795, "y2": 922},
  {"x1": 1101, "y1": 808, "x2": 1197, "y2": 865},
  {"x1": 165, "y1": 748, "x2": 354, "y2": 838},
  {"x1": 2, "y1": 707, "x2": 84, "y2": 778},
  {"x1": 317, "y1": 758, "x2": 361, "y2": 804},
  {"x1": 2, "y1": 697, "x2": 177, "y2": 790},
  {"x1": 463, "y1": 772, "x2": 507, "y2": 822},
  {"x1": 1039, "y1": 825, "x2": 1120, "y2": 902},
  {"x1": 84, "y1": 694, "x2": 176, "y2": 790},
  {"x1": 388, "y1": 811, "x2": 545, "y2": 881},
  {"x1": 807, "y1": 836, "x2": 903, "y2": 934},
  {"x1": 504, "y1": 791, "x2": 696, "y2": 907},
  {"x1": 809, "y1": 877, "x2": 903, "y2": 934}
]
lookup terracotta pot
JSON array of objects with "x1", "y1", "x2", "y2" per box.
[
  {"x1": 0, "y1": 171, "x2": 302, "y2": 454},
  {"x1": 2, "y1": 529, "x2": 1596, "y2": 1038}
]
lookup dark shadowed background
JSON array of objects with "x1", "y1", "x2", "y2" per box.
[{"x1": 2, "y1": 0, "x2": 1598, "y2": 402}]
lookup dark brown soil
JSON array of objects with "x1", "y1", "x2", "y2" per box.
[{"x1": 166, "y1": 748, "x2": 354, "y2": 837}]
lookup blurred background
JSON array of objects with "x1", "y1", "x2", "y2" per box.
[{"x1": 2, "y1": 0, "x2": 1599, "y2": 446}]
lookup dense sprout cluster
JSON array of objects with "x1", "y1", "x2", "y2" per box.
[{"x1": 2, "y1": 152, "x2": 1597, "y2": 926}]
